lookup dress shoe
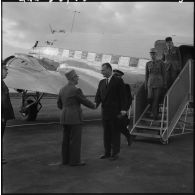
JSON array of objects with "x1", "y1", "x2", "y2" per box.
[
  {"x1": 126, "y1": 135, "x2": 133, "y2": 146},
  {"x1": 99, "y1": 154, "x2": 111, "y2": 159},
  {"x1": 70, "y1": 161, "x2": 86, "y2": 166},
  {"x1": 48, "y1": 162, "x2": 67, "y2": 166},
  {"x1": 109, "y1": 154, "x2": 119, "y2": 161}
]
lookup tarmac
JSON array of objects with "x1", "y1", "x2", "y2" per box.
[{"x1": 1, "y1": 97, "x2": 194, "y2": 193}]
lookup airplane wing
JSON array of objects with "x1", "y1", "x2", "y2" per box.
[{"x1": 4, "y1": 53, "x2": 103, "y2": 95}]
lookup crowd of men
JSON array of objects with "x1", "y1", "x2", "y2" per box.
[{"x1": 2, "y1": 36, "x2": 182, "y2": 166}]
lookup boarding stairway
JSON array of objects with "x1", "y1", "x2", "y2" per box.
[{"x1": 130, "y1": 59, "x2": 194, "y2": 144}]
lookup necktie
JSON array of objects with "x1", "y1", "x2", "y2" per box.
[
  {"x1": 106, "y1": 79, "x2": 108, "y2": 87},
  {"x1": 168, "y1": 47, "x2": 171, "y2": 54}
]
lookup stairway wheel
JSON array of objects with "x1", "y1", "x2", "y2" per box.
[{"x1": 160, "y1": 138, "x2": 169, "y2": 145}]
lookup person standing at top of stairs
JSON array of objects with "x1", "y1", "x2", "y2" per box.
[
  {"x1": 162, "y1": 37, "x2": 182, "y2": 90},
  {"x1": 145, "y1": 48, "x2": 166, "y2": 120}
]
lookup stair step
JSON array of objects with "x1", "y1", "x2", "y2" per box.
[
  {"x1": 136, "y1": 125, "x2": 165, "y2": 130},
  {"x1": 144, "y1": 113, "x2": 167, "y2": 120},
  {"x1": 138, "y1": 120, "x2": 167, "y2": 128},
  {"x1": 141, "y1": 118, "x2": 166, "y2": 122},
  {"x1": 130, "y1": 132, "x2": 161, "y2": 138},
  {"x1": 137, "y1": 124, "x2": 167, "y2": 129}
]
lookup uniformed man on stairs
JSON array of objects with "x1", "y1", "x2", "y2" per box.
[{"x1": 145, "y1": 48, "x2": 166, "y2": 120}]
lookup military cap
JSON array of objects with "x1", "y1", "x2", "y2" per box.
[
  {"x1": 150, "y1": 48, "x2": 157, "y2": 53},
  {"x1": 165, "y1": 37, "x2": 172, "y2": 42},
  {"x1": 65, "y1": 69, "x2": 78, "y2": 80},
  {"x1": 113, "y1": 69, "x2": 124, "y2": 76}
]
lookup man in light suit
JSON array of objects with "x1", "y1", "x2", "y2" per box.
[
  {"x1": 57, "y1": 69, "x2": 96, "y2": 166},
  {"x1": 1, "y1": 62, "x2": 15, "y2": 164},
  {"x1": 95, "y1": 63, "x2": 127, "y2": 160}
]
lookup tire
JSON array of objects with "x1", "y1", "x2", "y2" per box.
[{"x1": 20, "y1": 97, "x2": 38, "y2": 121}]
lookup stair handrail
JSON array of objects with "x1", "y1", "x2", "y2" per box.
[
  {"x1": 133, "y1": 82, "x2": 148, "y2": 125},
  {"x1": 159, "y1": 97, "x2": 168, "y2": 136},
  {"x1": 160, "y1": 59, "x2": 193, "y2": 140}
]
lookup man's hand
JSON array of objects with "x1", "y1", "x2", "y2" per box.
[
  {"x1": 120, "y1": 110, "x2": 127, "y2": 116},
  {"x1": 94, "y1": 102, "x2": 99, "y2": 109},
  {"x1": 93, "y1": 103, "x2": 97, "y2": 109}
]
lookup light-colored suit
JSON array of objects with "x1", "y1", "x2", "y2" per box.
[
  {"x1": 145, "y1": 60, "x2": 166, "y2": 119},
  {"x1": 57, "y1": 82, "x2": 95, "y2": 165}
]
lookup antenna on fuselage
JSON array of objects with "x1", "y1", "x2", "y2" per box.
[{"x1": 70, "y1": 10, "x2": 80, "y2": 33}]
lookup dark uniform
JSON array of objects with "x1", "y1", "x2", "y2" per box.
[
  {"x1": 1, "y1": 80, "x2": 15, "y2": 136},
  {"x1": 113, "y1": 69, "x2": 133, "y2": 146},
  {"x1": 162, "y1": 45, "x2": 182, "y2": 89},
  {"x1": 145, "y1": 55, "x2": 166, "y2": 119}
]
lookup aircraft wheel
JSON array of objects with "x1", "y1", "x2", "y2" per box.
[{"x1": 20, "y1": 97, "x2": 38, "y2": 121}]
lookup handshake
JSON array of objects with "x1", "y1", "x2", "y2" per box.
[{"x1": 92, "y1": 102, "x2": 98, "y2": 109}]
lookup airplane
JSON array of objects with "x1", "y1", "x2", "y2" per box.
[{"x1": 3, "y1": 39, "x2": 193, "y2": 121}]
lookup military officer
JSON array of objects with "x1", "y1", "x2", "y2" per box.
[
  {"x1": 162, "y1": 37, "x2": 182, "y2": 89},
  {"x1": 57, "y1": 69, "x2": 96, "y2": 166},
  {"x1": 145, "y1": 48, "x2": 166, "y2": 120},
  {"x1": 113, "y1": 69, "x2": 133, "y2": 146}
]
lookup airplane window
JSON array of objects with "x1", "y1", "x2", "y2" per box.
[
  {"x1": 111, "y1": 55, "x2": 120, "y2": 64},
  {"x1": 69, "y1": 50, "x2": 75, "y2": 58},
  {"x1": 81, "y1": 51, "x2": 88, "y2": 60},
  {"x1": 129, "y1": 57, "x2": 139, "y2": 67},
  {"x1": 95, "y1": 54, "x2": 103, "y2": 62}
]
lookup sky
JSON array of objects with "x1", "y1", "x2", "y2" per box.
[{"x1": 1, "y1": 2, "x2": 194, "y2": 59}]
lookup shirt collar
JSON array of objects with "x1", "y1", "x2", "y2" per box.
[{"x1": 107, "y1": 74, "x2": 113, "y2": 83}]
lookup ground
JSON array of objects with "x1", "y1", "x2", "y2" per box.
[{"x1": 1, "y1": 97, "x2": 193, "y2": 193}]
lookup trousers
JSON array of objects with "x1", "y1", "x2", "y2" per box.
[
  {"x1": 62, "y1": 124, "x2": 82, "y2": 165},
  {"x1": 102, "y1": 118, "x2": 121, "y2": 156},
  {"x1": 147, "y1": 87, "x2": 162, "y2": 119}
]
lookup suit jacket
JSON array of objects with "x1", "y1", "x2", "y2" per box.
[
  {"x1": 162, "y1": 46, "x2": 182, "y2": 71},
  {"x1": 124, "y1": 84, "x2": 132, "y2": 110},
  {"x1": 1, "y1": 80, "x2": 15, "y2": 121},
  {"x1": 95, "y1": 75, "x2": 126, "y2": 120},
  {"x1": 57, "y1": 83, "x2": 95, "y2": 125}
]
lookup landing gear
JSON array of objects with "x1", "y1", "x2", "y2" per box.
[{"x1": 17, "y1": 90, "x2": 44, "y2": 121}]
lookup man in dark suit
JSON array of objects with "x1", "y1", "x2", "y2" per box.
[
  {"x1": 1, "y1": 62, "x2": 15, "y2": 164},
  {"x1": 113, "y1": 69, "x2": 134, "y2": 146},
  {"x1": 162, "y1": 37, "x2": 182, "y2": 89},
  {"x1": 95, "y1": 63, "x2": 127, "y2": 160},
  {"x1": 57, "y1": 69, "x2": 96, "y2": 166}
]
